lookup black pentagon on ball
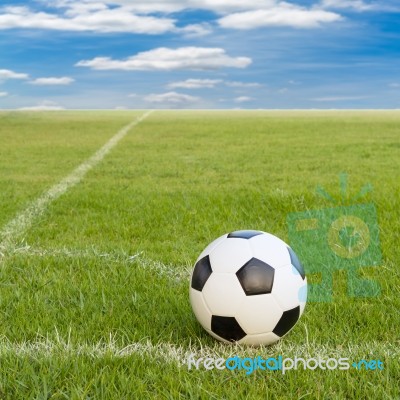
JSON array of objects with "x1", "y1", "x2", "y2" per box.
[
  {"x1": 211, "y1": 316, "x2": 246, "y2": 342},
  {"x1": 236, "y1": 257, "x2": 275, "y2": 295},
  {"x1": 273, "y1": 306, "x2": 300, "y2": 337},
  {"x1": 287, "y1": 247, "x2": 306, "y2": 280},
  {"x1": 227, "y1": 230, "x2": 263, "y2": 239},
  {"x1": 191, "y1": 255, "x2": 212, "y2": 292}
]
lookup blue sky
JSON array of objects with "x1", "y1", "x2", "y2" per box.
[{"x1": 0, "y1": 0, "x2": 400, "y2": 109}]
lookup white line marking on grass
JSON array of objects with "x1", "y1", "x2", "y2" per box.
[
  {"x1": 0, "y1": 336, "x2": 397, "y2": 363},
  {"x1": 0, "y1": 336, "x2": 189, "y2": 364},
  {"x1": 0, "y1": 111, "x2": 153, "y2": 255},
  {"x1": 6, "y1": 244, "x2": 192, "y2": 281}
]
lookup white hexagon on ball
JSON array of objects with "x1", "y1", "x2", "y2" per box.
[
  {"x1": 189, "y1": 289, "x2": 212, "y2": 331},
  {"x1": 249, "y1": 233, "x2": 291, "y2": 269},
  {"x1": 209, "y1": 238, "x2": 252, "y2": 273},
  {"x1": 235, "y1": 294, "x2": 283, "y2": 335},
  {"x1": 273, "y1": 264, "x2": 307, "y2": 312},
  {"x1": 202, "y1": 273, "x2": 246, "y2": 316}
]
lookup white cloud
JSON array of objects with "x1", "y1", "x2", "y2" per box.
[
  {"x1": 218, "y1": 5, "x2": 342, "y2": 29},
  {"x1": 76, "y1": 47, "x2": 252, "y2": 71},
  {"x1": 311, "y1": 96, "x2": 369, "y2": 102},
  {"x1": 320, "y1": 0, "x2": 400, "y2": 12},
  {"x1": 168, "y1": 79, "x2": 222, "y2": 89},
  {"x1": 167, "y1": 79, "x2": 262, "y2": 89},
  {"x1": 29, "y1": 77, "x2": 75, "y2": 85},
  {"x1": 0, "y1": 4, "x2": 176, "y2": 34},
  {"x1": 57, "y1": 2, "x2": 110, "y2": 16},
  {"x1": 0, "y1": 92, "x2": 8, "y2": 97},
  {"x1": 144, "y1": 91, "x2": 200, "y2": 105},
  {"x1": 18, "y1": 100, "x2": 65, "y2": 110},
  {"x1": 48, "y1": 1, "x2": 184, "y2": 14},
  {"x1": 234, "y1": 96, "x2": 253, "y2": 102},
  {"x1": 225, "y1": 81, "x2": 262, "y2": 88},
  {"x1": 45, "y1": 0, "x2": 283, "y2": 14},
  {"x1": 190, "y1": 0, "x2": 277, "y2": 13},
  {"x1": 320, "y1": 0, "x2": 375, "y2": 11},
  {"x1": 0, "y1": 69, "x2": 29, "y2": 80},
  {"x1": 177, "y1": 23, "x2": 212, "y2": 37}
]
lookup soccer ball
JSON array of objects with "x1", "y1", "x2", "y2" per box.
[{"x1": 189, "y1": 230, "x2": 307, "y2": 346}]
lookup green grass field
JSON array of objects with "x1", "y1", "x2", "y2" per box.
[{"x1": 0, "y1": 110, "x2": 399, "y2": 399}]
